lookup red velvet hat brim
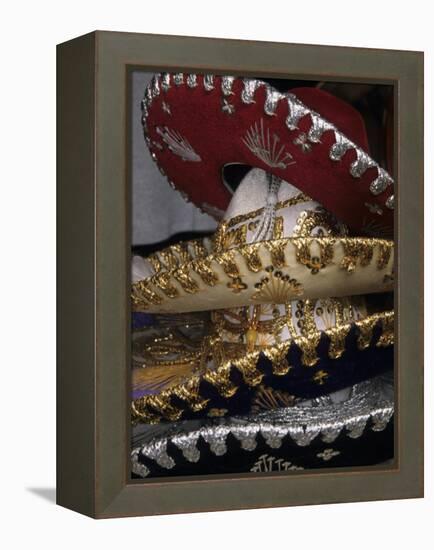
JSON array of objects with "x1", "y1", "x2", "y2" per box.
[{"x1": 143, "y1": 74, "x2": 394, "y2": 237}]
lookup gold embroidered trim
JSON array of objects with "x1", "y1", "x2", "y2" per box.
[
  {"x1": 147, "y1": 253, "x2": 162, "y2": 273},
  {"x1": 192, "y1": 239, "x2": 209, "y2": 258},
  {"x1": 293, "y1": 209, "x2": 344, "y2": 238},
  {"x1": 152, "y1": 272, "x2": 179, "y2": 298},
  {"x1": 266, "y1": 240, "x2": 286, "y2": 268},
  {"x1": 223, "y1": 193, "x2": 311, "y2": 230},
  {"x1": 273, "y1": 216, "x2": 284, "y2": 240},
  {"x1": 293, "y1": 237, "x2": 335, "y2": 274},
  {"x1": 239, "y1": 246, "x2": 263, "y2": 272},
  {"x1": 377, "y1": 241, "x2": 393, "y2": 270},
  {"x1": 340, "y1": 240, "x2": 374, "y2": 273},
  {"x1": 170, "y1": 242, "x2": 191, "y2": 264},
  {"x1": 132, "y1": 237, "x2": 394, "y2": 311},
  {"x1": 173, "y1": 266, "x2": 199, "y2": 294},
  {"x1": 251, "y1": 266, "x2": 303, "y2": 303},
  {"x1": 191, "y1": 258, "x2": 219, "y2": 286},
  {"x1": 159, "y1": 249, "x2": 179, "y2": 271},
  {"x1": 221, "y1": 224, "x2": 247, "y2": 250},
  {"x1": 132, "y1": 311, "x2": 394, "y2": 423},
  {"x1": 216, "y1": 251, "x2": 240, "y2": 278},
  {"x1": 133, "y1": 281, "x2": 162, "y2": 306}
]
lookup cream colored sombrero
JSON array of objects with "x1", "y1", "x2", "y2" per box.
[
  {"x1": 132, "y1": 169, "x2": 393, "y2": 314},
  {"x1": 131, "y1": 168, "x2": 393, "y2": 424}
]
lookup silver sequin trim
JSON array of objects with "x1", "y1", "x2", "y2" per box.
[
  {"x1": 141, "y1": 74, "x2": 396, "y2": 206},
  {"x1": 221, "y1": 76, "x2": 235, "y2": 96},
  {"x1": 385, "y1": 195, "x2": 394, "y2": 210},
  {"x1": 203, "y1": 74, "x2": 215, "y2": 91},
  {"x1": 186, "y1": 74, "x2": 198, "y2": 88},
  {"x1": 329, "y1": 132, "x2": 353, "y2": 161},
  {"x1": 131, "y1": 376, "x2": 394, "y2": 475},
  {"x1": 173, "y1": 73, "x2": 184, "y2": 86},
  {"x1": 161, "y1": 73, "x2": 171, "y2": 93},
  {"x1": 264, "y1": 87, "x2": 284, "y2": 116},
  {"x1": 370, "y1": 168, "x2": 394, "y2": 196},
  {"x1": 241, "y1": 79, "x2": 264, "y2": 104},
  {"x1": 285, "y1": 94, "x2": 310, "y2": 130},
  {"x1": 150, "y1": 75, "x2": 160, "y2": 99},
  {"x1": 350, "y1": 150, "x2": 377, "y2": 178},
  {"x1": 307, "y1": 113, "x2": 334, "y2": 143}
]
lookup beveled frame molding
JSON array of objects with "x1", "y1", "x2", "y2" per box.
[{"x1": 57, "y1": 31, "x2": 423, "y2": 518}]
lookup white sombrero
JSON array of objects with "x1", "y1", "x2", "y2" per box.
[{"x1": 132, "y1": 168, "x2": 393, "y2": 314}]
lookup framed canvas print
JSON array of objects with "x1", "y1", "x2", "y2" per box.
[{"x1": 57, "y1": 31, "x2": 423, "y2": 518}]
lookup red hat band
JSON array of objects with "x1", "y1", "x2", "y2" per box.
[{"x1": 142, "y1": 74, "x2": 394, "y2": 237}]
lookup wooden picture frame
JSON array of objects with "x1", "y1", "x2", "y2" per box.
[{"x1": 57, "y1": 31, "x2": 423, "y2": 518}]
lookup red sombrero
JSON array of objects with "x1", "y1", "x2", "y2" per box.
[{"x1": 142, "y1": 74, "x2": 394, "y2": 237}]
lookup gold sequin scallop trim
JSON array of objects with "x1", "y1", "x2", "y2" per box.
[
  {"x1": 131, "y1": 311, "x2": 394, "y2": 423},
  {"x1": 131, "y1": 238, "x2": 394, "y2": 311}
]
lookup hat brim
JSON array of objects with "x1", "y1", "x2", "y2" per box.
[
  {"x1": 132, "y1": 236, "x2": 394, "y2": 314},
  {"x1": 143, "y1": 74, "x2": 395, "y2": 236},
  {"x1": 131, "y1": 309, "x2": 394, "y2": 423},
  {"x1": 131, "y1": 375, "x2": 394, "y2": 478}
]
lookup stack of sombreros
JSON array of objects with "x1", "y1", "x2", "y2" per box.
[{"x1": 130, "y1": 74, "x2": 394, "y2": 478}]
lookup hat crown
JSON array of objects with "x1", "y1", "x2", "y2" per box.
[
  {"x1": 215, "y1": 168, "x2": 348, "y2": 253},
  {"x1": 214, "y1": 168, "x2": 365, "y2": 350}
]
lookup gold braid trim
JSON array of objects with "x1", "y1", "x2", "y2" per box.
[
  {"x1": 212, "y1": 221, "x2": 228, "y2": 254},
  {"x1": 132, "y1": 311, "x2": 394, "y2": 423},
  {"x1": 377, "y1": 314, "x2": 394, "y2": 347},
  {"x1": 191, "y1": 258, "x2": 219, "y2": 286},
  {"x1": 191, "y1": 239, "x2": 209, "y2": 259},
  {"x1": 132, "y1": 238, "x2": 394, "y2": 311},
  {"x1": 147, "y1": 253, "x2": 162, "y2": 273},
  {"x1": 216, "y1": 251, "x2": 240, "y2": 278},
  {"x1": 340, "y1": 240, "x2": 374, "y2": 273},
  {"x1": 239, "y1": 245, "x2": 263, "y2": 272},
  {"x1": 293, "y1": 237, "x2": 335, "y2": 274},
  {"x1": 152, "y1": 271, "x2": 179, "y2": 298},
  {"x1": 203, "y1": 365, "x2": 238, "y2": 398},
  {"x1": 159, "y1": 249, "x2": 180, "y2": 270},
  {"x1": 233, "y1": 351, "x2": 264, "y2": 386},
  {"x1": 356, "y1": 315, "x2": 379, "y2": 350},
  {"x1": 143, "y1": 394, "x2": 183, "y2": 422},
  {"x1": 327, "y1": 326, "x2": 348, "y2": 359},
  {"x1": 266, "y1": 240, "x2": 287, "y2": 268},
  {"x1": 172, "y1": 377, "x2": 209, "y2": 412},
  {"x1": 147, "y1": 238, "x2": 209, "y2": 276},
  {"x1": 169, "y1": 243, "x2": 191, "y2": 264},
  {"x1": 132, "y1": 280, "x2": 162, "y2": 306},
  {"x1": 223, "y1": 193, "x2": 311, "y2": 230},
  {"x1": 172, "y1": 265, "x2": 199, "y2": 294},
  {"x1": 377, "y1": 241, "x2": 393, "y2": 270},
  {"x1": 263, "y1": 345, "x2": 292, "y2": 376}
]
